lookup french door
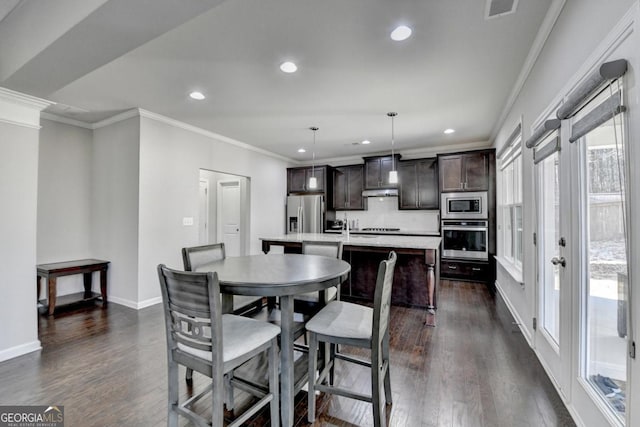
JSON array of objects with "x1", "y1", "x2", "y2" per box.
[{"x1": 534, "y1": 132, "x2": 572, "y2": 396}]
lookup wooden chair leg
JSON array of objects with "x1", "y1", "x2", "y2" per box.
[
  {"x1": 212, "y1": 374, "x2": 225, "y2": 427},
  {"x1": 371, "y1": 342, "x2": 385, "y2": 427},
  {"x1": 167, "y1": 360, "x2": 179, "y2": 427},
  {"x1": 307, "y1": 333, "x2": 318, "y2": 423},
  {"x1": 185, "y1": 368, "x2": 193, "y2": 385},
  {"x1": 225, "y1": 372, "x2": 234, "y2": 410},
  {"x1": 329, "y1": 343, "x2": 336, "y2": 386},
  {"x1": 268, "y1": 339, "x2": 280, "y2": 427}
]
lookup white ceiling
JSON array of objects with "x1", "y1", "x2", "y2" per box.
[{"x1": 0, "y1": 0, "x2": 554, "y2": 162}]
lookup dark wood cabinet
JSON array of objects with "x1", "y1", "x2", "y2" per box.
[
  {"x1": 364, "y1": 155, "x2": 399, "y2": 189},
  {"x1": 287, "y1": 166, "x2": 326, "y2": 194},
  {"x1": 438, "y1": 151, "x2": 489, "y2": 192},
  {"x1": 440, "y1": 259, "x2": 489, "y2": 282},
  {"x1": 332, "y1": 165, "x2": 366, "y2": 210},
  {"x1": 398, "y1": 158, "x2": 438, "y2": 210}
]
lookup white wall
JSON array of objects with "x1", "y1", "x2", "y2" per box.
[
  {"x1": 136, "y1": 114, "x2": 289, "y2": 305},
  {"x1": 0, "y1": 122, "x2": 41, "y2": 361},
  {"x1": 37, "y1": 119, "x2": 93, "y2": 296},
  {"x1": 91, "y1": 117, "x2": 140, "y2": 308},
  {"x1": 492, "y1": 1, "x2": 638, "y2": 426}
]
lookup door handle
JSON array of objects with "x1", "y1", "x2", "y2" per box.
[{"x1": 550, "y1": 256, "x2": 566, "y2": 267}]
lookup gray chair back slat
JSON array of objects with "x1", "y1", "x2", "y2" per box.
[
  {"x1": 182, "y1": 243, "x2": 226, "y2": 271},
  {"x1": 373, "y1": 251, "x2": 397, "y2": 347},
  {"x1": 302, "y1": 240, "x2": 343, "y2": 259}
]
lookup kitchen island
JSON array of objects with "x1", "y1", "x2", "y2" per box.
[{"x1": 260, "y1": 233, "x2": 441, "y2": 309}]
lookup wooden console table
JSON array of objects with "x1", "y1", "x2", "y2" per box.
[{"x1": 36, "y1": 259, "x2": 109, "y2": 315}]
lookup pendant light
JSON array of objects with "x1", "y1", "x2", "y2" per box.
[
  {"x1": 308, "y1": 126, "x2": 319, "y2": 189},
  {"x1": 387, "y1": 112, "x2": 398, "y2": 184}
]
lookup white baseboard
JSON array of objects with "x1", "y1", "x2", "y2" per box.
[
  {"x1": 495, "y1": 279, "x2": 533, "y2": 346},
  {"x1": 0, "y1": 340, "x2": 42, "y2": 363},
  {"x1": 107, "y1": 295, "x2": 139, "y2": 309},
  {"x1": 108, "y1": 295, "x2": 161, "y2": 310},
  {"x1": 137, "y1": 296, "x2": 161, "y2": 309}
]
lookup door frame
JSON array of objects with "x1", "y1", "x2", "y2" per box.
[
  {"x1": 532, "y1": 124, "x2": 574, "y2": 399},
  {"x1": 216, "y1": 178, "x2": 250, "y2": 256},
  {"x1": 198, "y1": 178, "x2": 210, "y2": 245}
]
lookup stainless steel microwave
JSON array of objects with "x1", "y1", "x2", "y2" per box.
[{"x1": 441, "y1": 191, "x2": 488, "y2": 219}]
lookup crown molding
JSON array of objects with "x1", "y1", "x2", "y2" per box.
[
  {"x1": 295, "y1": 140, "x2": 492, "y2": 167},
  {"x1": 0, "y1": 87, "x2": 54, "y2": 129},
  {"x1": 489, "y1": 0, "x2": 567, "y2": 142},
  {"x1": 92, "y1": 109, "x2": 139, "y2": 129},
  {"x1": 40, "y1": 112, "x2": 93, "y2": 129},
  {"x1": 137, "y1": 109, "x2": 293, "y2": 163}
]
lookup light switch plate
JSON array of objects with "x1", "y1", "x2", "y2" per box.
[{"x1": 182, "y1": 217, "x2": 194, "y2": 226}]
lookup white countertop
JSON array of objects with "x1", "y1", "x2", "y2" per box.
[{"x1": 260, "y1": 233, "x2": 441, "y2": 250}]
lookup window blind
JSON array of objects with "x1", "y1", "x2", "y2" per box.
[
  {"x1": 533, "y1": 135, "x2": 560, "y2": 164},
  {"x1": 570, "y1": 90, "x2": 626, "y2": 143},
  {"x1": 498, "y1": 123, "x2": 522, "y2": 170},
  {"x1": 556, "y1": 59, "x2": 627, "y2": 120},
  {"x1": 525, "y1": 119, "x2": 560, "y2": 149}
]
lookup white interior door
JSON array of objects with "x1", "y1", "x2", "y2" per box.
[
  {"x1": 534, "y1": 134, "x2": 572, "y2": 397},
  {"x1": 217, "y1": 180, "x2": 242, "y2": 256},
  {"x1": 198, "y1": 179, "x2": 209, "y2": 244}
]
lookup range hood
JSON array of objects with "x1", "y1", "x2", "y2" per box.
[{"x1": 362, "y1": 189, "x2": 399, "y2": 197}]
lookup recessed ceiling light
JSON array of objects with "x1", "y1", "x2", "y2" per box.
[
  {"x1": 361, "y1": 140, "x2": 371, "y2": 145},
  {"x1": 390, "y1": 25, "x2": 412, "y2": 41},
  {"x1": 189, "y1": 91, "x2": 205, "y2": 100},
  {"x1": 298, "y1": 148, "x2": 306, "y2": 153},
  {"x1": 444, "y1": 128, "x2": 455, "y2": 134},
  {"x1": 280, "y1": 61, "x2": 298, "y2": 73}
]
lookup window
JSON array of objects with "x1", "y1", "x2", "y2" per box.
[
  {"x1": 497, "y1": 125, "x2": 523, "y2": 271},
  {"x1": 575, "y1": 88, "x2": 629, "y2": 422}
]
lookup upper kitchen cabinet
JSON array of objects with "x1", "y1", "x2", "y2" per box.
[
  {"x1": 438, "y1": 150, "x2": 491, "y2": 192},
  {"x1": 332, "y1": 165, "x2": 366, "y2": 210},
  {"x1": 287, "y1": 166, "x2": 327, "y2": 194},
  {"x1": 398, "y1": 158, "x2": 438, "y2": 210},
  {"x1": 364, "y1": 155, "x2": 400, "y2": 189}
]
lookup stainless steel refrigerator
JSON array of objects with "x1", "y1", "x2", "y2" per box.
[{"x1": 286, "y1": 194, "x2": 324, "y2": 234}]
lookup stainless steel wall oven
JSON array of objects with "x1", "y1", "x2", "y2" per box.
[{"x1": 441, "y1": 220, "x2": 488, "y2": 260}]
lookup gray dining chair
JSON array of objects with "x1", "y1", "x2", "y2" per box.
[
  {"x1": 182, "y1": 243, "x2": 264, "y2": 386},
  {"x1": 157, "y1": 264, "x2": 280, "y2": 427},
  {"x1": 294, "y1": 240, "x2": 344, "y2": 315},
  {"x1": 182, "y1": 243, "x2": 264, "y2": 316},
  {"x1": 306, "y1": 251, "x2": 397, "y2": 427}
]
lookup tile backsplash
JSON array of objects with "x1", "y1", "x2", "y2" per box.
[{"x1": 337, "y1": 197, "x2": 439, "y2": 232}]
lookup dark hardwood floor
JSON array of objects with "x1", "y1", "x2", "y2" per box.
[{"x1": 0, "y1": 280, "x2": 575, "y2": 426}]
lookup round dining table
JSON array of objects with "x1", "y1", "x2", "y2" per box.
[{"x1": 197, "y1": 253, "x2": 351, "y2": 427}]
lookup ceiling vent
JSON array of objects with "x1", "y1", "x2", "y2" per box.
[{"x1": 485, "y1": 0, "x2": 519, "y2": 19}]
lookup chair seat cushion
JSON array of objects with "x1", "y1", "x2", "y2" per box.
[
  {"x1": 177, "y1": 315, "x2": 280, "y2": 363},
  {"x1": 306, "y1": 301, "x2": 372, "y2": 340},
  {"x1": 294, "y1": 287, "x2": 337, "y2": 303}
]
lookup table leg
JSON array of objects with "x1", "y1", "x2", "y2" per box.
[
  {"x1": 221, "y1": 294, "x2": 234, "y2": 314},
  {"x1": 425, "y1": 264, "x2": 436, "y2": 327},
  {"x1": 83, "y1": 272, "x2": 93, "y2": 299},
  {"x1": 279, "y1": 295, "x2": 295, "y2": 427},
  {"x1": 47, "y1": 277, "x2": 57, "y2": 316},
  {"x1": 36, "y1": 276, "x2": 41, "y2": 301},
  {"x1": 100, "y1": 269, "x2": 108, "y2": 304}
]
